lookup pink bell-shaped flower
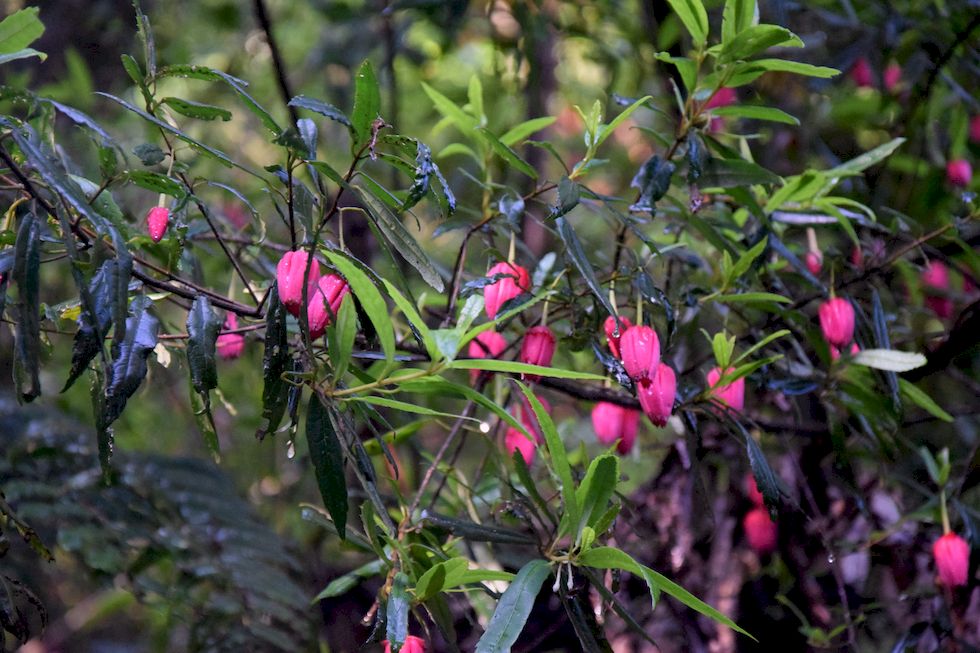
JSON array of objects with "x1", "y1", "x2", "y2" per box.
[
  {"x1": 946, "y1": 159, "x2": 972, "y2": 188},
  {"x1": 932, "y1": 532, "x2": 970, "y2": 588},
  {"x1": 804, "y1": 251, "x2": 822, "y2": 276},
  {"x1": 883, "y1": 63, "x2": 902, "y2": 92},
  {"x1": 818, "y1": 297, "x2": 855, "y2": 348},
  {"x1": 922, "y1": 260, "x2": 953, "y2": 320},
  {"x1": 745, "y1": 474, "x2": 765, "y2": 507},
  {"x1": 707, "y1": 367, "x2": 745, "y2": 412},
  {"x1": 619, "y1": 325, "x2": 660, "y2": 381},
  {"x1": 307, "y1": 273, "x2": 350, "y2": 340},
  {"x1": 384, "y1": 635, "x2": 426, "y2": 653},
  {"x1": 484, "y1": 262, "x2": 530, "y2": 319},
  {"x1": 704, "y1": 86, "x2": 737, "y2": 110},
  {"x1": 603, "y1": 315, "x2": 632, "y2": 359},
  {"x1": 743, "y1": 507, "x2": 778, "y2": 555},
  {"x1": 591, "y1": 402, "x2": 641, "y2": 455},
  {"x1": 519, "y1": 326, "x2": 556, "y2": 381},
  {"x1": 467, "y1": 330, "x2": 508, "y2": 384},
  {"x1": 276, "y1": 250, "x2": 321, "y2": 317},
  {"x1": 850, "y1": 57, "x2": 873, "y2": 88},
  {"x1": 637, "y1": 362, "x2": 675, "y2": 428},
  {"x1": 146, "y1": 206, "x2": 170, "y2": 242},
  {"x1": 216, "y1": 313, "x2": 245, "y2": 360}
]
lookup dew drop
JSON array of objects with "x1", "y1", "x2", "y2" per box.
[
  {"x1": 479, "y1": 421, "x2": 491, "y2": 434},
  {"x1": 286, "y1": 440, "x2": 296, "y2": 459},
  {"x1": 827, "y1": 553, "x2": 836, "y2": 564}
]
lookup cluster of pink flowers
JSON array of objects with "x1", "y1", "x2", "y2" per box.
[
  {"x1": 276, "y1": 250, "x2": 350, "y2": 340},
  {"x1": 849, "y1": 57, "x2": 902, "y2": 93}
]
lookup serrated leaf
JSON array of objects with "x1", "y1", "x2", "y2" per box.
[
  {"x1": 306, "y1": 394, "x2": 348, "y2": 539},
  {"x1": 550, "y1": 176, "x2": 579, "y2": 219},
  {"x1": 160, "y1": 96, "x2": 232, "y2": 121},
  {"x1": 475, "y1": 559, "x2": 551, "y2": 653},
  {"x1": 852, "y1": 349, "x2": 926, "y2": 372}
]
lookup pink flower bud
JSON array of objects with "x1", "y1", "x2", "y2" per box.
[
  {"x1": 850, "y1": 58, "x2": 873, "y2": 88},
  {"x1": 518, "y1": 394, "x2": 551, "y2": 443},
  {"x1": 603, "y1": 315, "x2": 632, "y2": 359},
  {"x1": 946, "y1": 159, "x2": 973, "y2": 188},
  {"x1": 707, "y1": 367, "x2": 745, "y2": 412},
  {"x1": 216, "y1": 313, "x2": 245, "y2": 360},
  {"x1": 385, "y1": 635, "x2": 426, "y2": 653},
  {"x1": 743, "y1": 507, "x2": 777, "y2": 555},
  {"x1": 591, "y1": 402, "x2": 641, "y2": 454},
  {"x1": 932, "y1": 532, "x2": 970, "y2": 588},
  {"x1": 484, "y1": 262, "x2": 530, "y2": 319},
  {"x1": 505, "y1": 426, "x2": 537, "y2": 465},
  {"x1": 619, "y1": 325, "x2": 661, "y2": 381},
  {"x1": 883, "y1": 63, "x2": 901, "y2": 92},
  {"x1": 146, "y1": 206, "x2": 170, "y2": 242},
  {"x1": 818, "y1": 297, "x2": 855, "y2": 348},
  {"x1": 745, "y1": 474, "x2": 765, "y2": 507},
  {"x1": 704, "y1": 86, "x2": 737, "y2": 110},
  {"x1": 922, "y1": 260, "x2": 953, "y2": 319},
  {"x1": 468, "y1": 330, "x2": 508, "y2": 384},
  {"x1": 276, "y1": 250, "x2": 321, "y2": 317},
  {"x1": 307, "y1": 273, "x2": 350, "y2": 340},
  {"x1": 519, "y1": 326, "x2": 556, "y2": 381},
  {"x1": 804, "y1": 251, "x2": 822, "y2": 276},
  {"x1": 971, "y1": 116, "x2": 980, "y2": 145},
  {"x1": 637, "y1": 362, "x2": 675, "y2": 428}
]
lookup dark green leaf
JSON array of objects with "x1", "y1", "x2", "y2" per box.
[
  {"x1": 386, "y1": 572, "x2": 410, "y2": 651},
  {"x1": 41, "y1": 99, "x2": 115, "y2": 145},
  {"x1": 475, "y1": 559, "x2": 551, "y2": 653},
  {"x1": 256, "y1": 287, "x2": 290, "y2": 440},
  {"x1": 64, "y1": 259, "x2": 119, "y2": 392},
  {"x1": 186, "y1": 296, "x2": 220, "y2": 394},
  {"x1": 104, "y1": 295, "x2": 159, "y2": 427},
  {"x1": 711, "y1": 105, "x2": 799, "y2": 125},
  {"x1": 696, "y1": 157, "x2": 780, "y2": 188},
  {"x1": 132, "y1": 0, "x2": 156, "y2": 76},
  {"x1": 745, "y1": 435, "x2": 780, "y2": 517},
  {"x1": 630, "y1": 155, "x2": 675, "y2": 212},
  {"x1": 478, "y1": 127, "x2": 538, "y2": 179},
  {"x1": 403, "y1": 140, "x2": 436, "y2": 211},
  {"x1": 687, "y1": 133, "x2": 706, "y2": 184},
  {"x1": 289, "y1": 95, "x2": 351, "y2": 127},
  {"x1": 550, "y1": 176, "x2": 579, "y2": 219},
  {"x1": 306, "y1": 394, "x2": 348, "y2": 539},
  {"x1": 133, "y1": 143, "x2": 165, "y2": 166},
  {"x1": 421, "y1": 512, "x2": 537, "y2": 545},
  {"x1": 351, "y1": 60, "x2": 381, "y2": 149},
  {"x1": 128, "y1": 170, "x2": 185, "y2": 197},
  {"x1": 160, "y1": 96, "x2": 232, "y2": 122},
  {"x1": 556, "y1": 217, "x2": 617, "y2": 320},
  {"x1": 12, "y1": 211, "x2": 41, "y2": 402},
  {"x1": 574, "y1": 454, "x2": 619, "y2": 537}
]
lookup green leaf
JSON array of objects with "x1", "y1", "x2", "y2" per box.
[
  {"x1": 574, "y1": 455, "x2": 619, "y2": 539},
  {"x1": 724, "y1": 59, "x2": 838, "y2": 86},
  {"x1": 899, "y1": 379, "x2": 953, "y2": 422},
  {"x1": 127, "y1": 170, "x2": 185, "y2": 197},
  {"x1": 696, "y1": 157, "x2": 781, "y2": 188},
  {"x1": 475, "y1": 559, "x2": 551, "y2": 653},
  {"x1": 288, "y1": 95, "x2": 351, "y2": 127},
  {"x1": 550, "y1": 176, "x2": 580, "y2": 219},
  {"x1": 852, "y1": 349, "x2": 926, "y2": 372},
  {"x1": 351, "y1": 60, "x2": 381, "y2": 149},
  {"x1": 306, "y1": 394, "x2": 348, "y2": 539},
  {"x1": 732, "y1": 329, "x2": 790, "y2": 365},
  {"x1": 186, "y1": 296, "x2": 220, "y2": 394},
  {"x1": 322, "y1": 250, "x2": 395, "y2": 368},
  {"x1": 500, "y1": 116, "x2": 556, "y2": 147},
  {"x1": 12, "y1": 211, "x2": 41, "y2": 402},
  {"x1": 386, "y1": 572, "x2": 410, "y2": 651},
  {"x1": 421, "y1": 512, "x2": 537, "y2": 545},
  {"x1": 421, "y1": 81, "x2": 479, "y2": 132},
  {"x1": 594, "y1": 95, "x2": 653, "y2": 149},
  {"x1": 720, "y1": 24, "x2": 802, "y2": 63},
  {"x1": 0, "y1": 47, "x2": 44, "y2": 65},
  {"x1": 655, "y1": 53, "x2": 696, "y2": 92},
  {"x1": 745, "y1": 434, "x2": 780, "y2": 515},
  {"x1": 477, "y1": 128, "x2": 538, "y2": 179},
  {"x1": 160, "y1": 96, "x2": 232, "y2": 121},
  {"x1": 449, "y1": 359, "x2": 605, "y2": 381},
  {"x1": 712, "y1": 292, "x2": 790, "y2": 305},
  {"x1": 630, "y1": 155, "x2": 675, "y2": 211},
  {"x1": 355, "y1": 186, "x2": 445, "y2": 292},
  {"x1": 0, "y1": 8, "x2": 45, "y2": 54},
  {"x1": 467, "y1": 74, "x2": 485, "y2": 124},
  {"x1": 711, "y1": 105, "x2": 798, "y2": 125},
  {"x1": 314, "y1": 559, "x2": 384, "y2": 601},
  {"x1": 416, "y1": 558, "x2": 469, "y2": 601},
  {"x1": 347, "y1": 396, "x2": 482, "y2": 423},
  {"x1": 826, "y1": 138, "x2": 905, "y2": 178},
  {"x1": 64, "y1": 259, "x2": 119, "y2": 392},
  {"x1": 256, "y1": 287, "x2": 290, "y2": 440},
  {"x1": 722, "y1": 0, "x2": 757, "y2": 44},
  {"x1": 728, "y1": 236, "x2": 768, "y2": 282},
  {"x1": 380, "y1": 278, "x2": 440, "y2": 362},
  {"x1": 104, "y1": 296, "x2": 159, "y2": 428},
  {"x1": 666, "y1": 0, "x2": 709, "y2": 45},
  {"x1": 515, "y1": 381, "x2": 580, "y2": 537},
  {"x1": 154, "y1": 65, "x2": 280, "y2": 135},
  {"x1": 556, "y1": 217, "x2": 616, "y2": 319}
]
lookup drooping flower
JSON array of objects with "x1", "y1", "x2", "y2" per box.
[
  {"x1": 818, "y1": 297, "x2": 855, "y2": 348},
  {"x1": 276, "y1": 250, "x2": 321, "y2": 317},
  {"x1": 745, "y1": 474, "x2": 765, "y2": 507},
  {"x1": 932, "y1": 532, "x2": 970, "y2": 588},
  {"x1": 946, "y1": 159, "x2": 973, "y2": 188},
  {"x1": 467, "y1": 330, "x2": 508, "y2": 384},
  {"x1": 707, "y1": 367, "x2": 745, "y2": 412},
  {"x1": 850, "y1": 57, "x2": 873, "y2": 88},
  {"x1": 922, "y1": 260, "x2": 953, "y2": 320},
  {"x1": 484, "y1": 262, "x2": 530, "y2": 319},
  {"x1": 603, "y1": 315, "x2": 632, "y2": 359},
  {"x1": 591, "y1": 402, "x2": 641, "y2": 455},
  {"x1": 505, "y1": 426, "x2": 537, "y2": 466},
  {"x1": 805, "y1": 251, "x2": 822, "y2": 276},
  {"x1": 743, "y1": 507, "x2": 778, "y2": 555},
  {"x1": 619, "y1": 325, "x2": 660, "y2": 381},
  {"x1": 883, "y1": 63, "x2": 902, "y2": 92},
  {"x1": 307, "y1": 273, "x2": 350, "y2": 340},
  {"x1": 146, "y1": 206, "x2": 170, "y2": 243},
  {"x1": 216, "y1": 313, "x2": 245, "y2": 360},
  {"x1": 704, "y1": 86, "x2": 737, "y2": 110},
  {"x1": 519, "y1": 326, "x2": 556, "y2": 381},
  {"x1": 637, "y1": 363, "x2": 676, "y2": 428},
  {"x1": 384, "y1": 635, "x2": 426, "y2": 653}
]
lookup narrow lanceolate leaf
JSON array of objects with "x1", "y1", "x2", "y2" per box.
[
  {"x1": 826, "y1": 138, "x2": 905, "y2": 178},
  {"x1": 64, "y1": 260, "x2": 119, "y2": 392},
  {"x1": 550, "y1": 176, "x2": 580, "y2": 219},
  {"x1": 450, "y1": 359, "x2": 606, "y2": 381},
  {"x1": 160, "y1": 96, "x2": 232, "y2": 122},
  {"x1": 574, "y1": 454, "x2": 619, "y2": 538},
  {"x1": 186, "y1": 296, "x2": 221, "y2": 394},
  {"x1": 696, "y1": 158, "x2": 781, "y2": 188},
  {"x1": 289, "y1": 95, "x2": 351, "y2": 127},
  {"x1": 745, "y1": 435, "x2": 781, "y2": 516},
  {"x1": 899, "y1": 379, "x2": 953, "y2": 423},
  {"x1": 477, "y1": 128, "x2": 538, "y2": 179},
  {"x1": 386, "y1": 572, "x2": 410, "y2": 651},
  {"x1": 128, "y1": 170, "x2": 185, "y2": 198},
  {"x1": 711, "y1": 105, "x2": 798, "y2": 125},
  {"x1": 13, "y1": 211, "x2": 41, "y2": 402},
  {"x1": 853, "y1": 349, "x2": 926, "y2": 372},
  {"x1": 104, "y1": 296, "x2": 159, "y2": 427},
  {"x1": 355, "y1": 186, "x2": 445, "y2": 292},
  {"x1": 351, "y1": 60, "x2": 381, "y2": 149},
  {"x1": 257, "y1": 287, "x2": 290, "y2": 440},
  {"x1": 475, "y1": 559, "x2": 551, "y2": 653},
  {"x1": 323, "y1": 250, "x2": 395, "y2": 367},
  {"x1": 556, "y1": 217, "x2": 617, "y2": 319},
  {"x1": 421, "y1": 512, "x2": 537, "y2": 545},
  {"x1": 666, "y1": 0, "x2": 709, "y2": 45},
  {"x1": 719, "y1": 24, "x2": 802, "y2": 63},
  {"x1": 306, "y1": 394, "x2": 348, "y2": 539}
]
